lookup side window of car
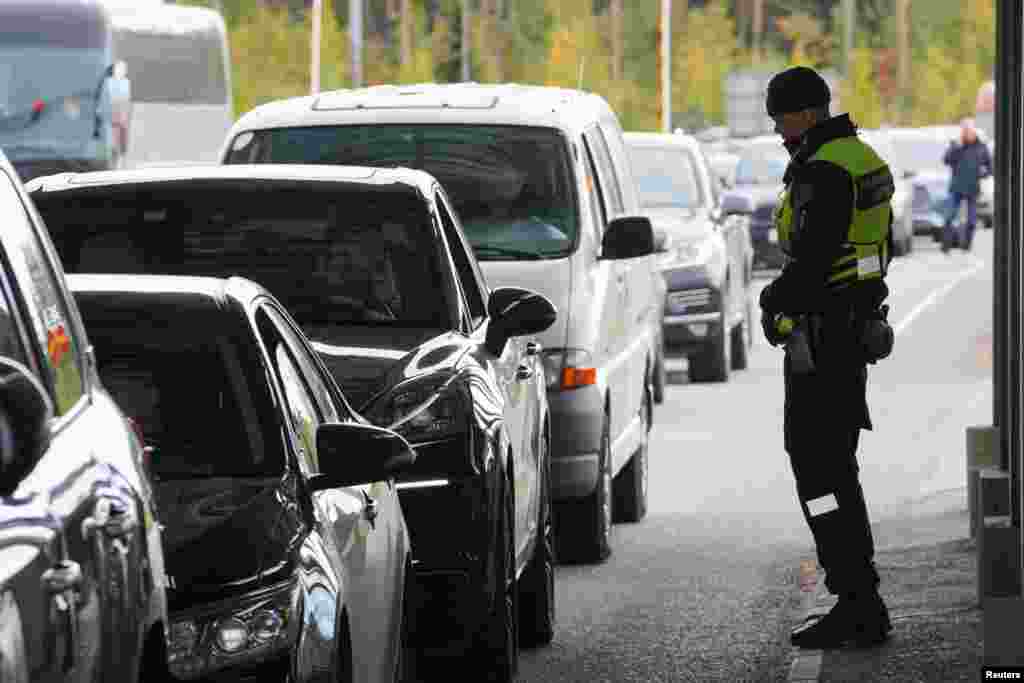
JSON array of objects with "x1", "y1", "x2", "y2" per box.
[
  {"x1": 264, "y1": 304, "x2": 342, "y2": 423},
  {"x1": 581, "y1": 137, "x2": 609, "y2": 243},
  {"x1": 274, "y1": 343, "x2": 322, "y2": 476},
  {"x1": 0, "y1": 171, "x2": 84, "y2": 416},
  {"x1": 435, "y1": 190, "x2": 487, "y2": 328},
  {"x1": 0, "y1": 266, "x2": 31, "y2": 369},
  {"x1": 584, "y1": 126, "x2": 625, "y2": 218}
]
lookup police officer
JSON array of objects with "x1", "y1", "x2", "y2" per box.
[{"x1": 759, "y1": 66, "x2": 895, "y2": 649}]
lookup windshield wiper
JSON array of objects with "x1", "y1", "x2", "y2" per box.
[{"x1": 472, "y1": 244, "x2": 544, "y2": 260}]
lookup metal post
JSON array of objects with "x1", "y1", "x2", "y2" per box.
[
  {"x1": 461, "y1": 0, "x2": 471, "y2": 82},
  {"x1": 311, "y1": 0, "x2": 322, "y2": 94},
  {"x1": 350, "y1": 0, "x2": 363, "y2": 88},
  {"x1": 843, "y1": 0, "x2": 855, "y2": 76},
  {"x1": 660, "y1": 0, "x2": 671, "y2": 132}
]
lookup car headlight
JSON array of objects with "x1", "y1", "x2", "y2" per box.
[
  {"x1": 364, "y1": 372, "x2": 468, "y2": 442},
  {"x1": 541, "y1": 348, "x2": 597, "y2": 391},
  {"x1": 167, "y1": 578, "x2": 299, "y2": 680}
]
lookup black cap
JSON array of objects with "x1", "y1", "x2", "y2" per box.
[{"x1": 765, "y1": 66, "x2": 831, "y2": 117}]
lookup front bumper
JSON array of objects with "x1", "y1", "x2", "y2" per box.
[
  {"x1": 547, "y1": 383, "x2": 603, "y2": 501},
  {"x1": 659, "y1": 276, "x2": 724, "y2": 357},
  {"x1": 662, "y1": 312, "x2": 725, "y2": 357},
  {"x1": 396, "y1": 465, "x2": 489, "y2": 654}
]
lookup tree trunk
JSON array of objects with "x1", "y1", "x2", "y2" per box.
[
  {"x1": 610, "y1": 0, "x2": 623, "y2": 82},
  {"x1": 399, "y1": 0, "x2": 412, "y2": 65},
  {"x1": 752, "y1": 0, "x2": 763, "y2": 63},
  {"x1": 897, "y1": 0, "x2": 910, "y2": 121}
]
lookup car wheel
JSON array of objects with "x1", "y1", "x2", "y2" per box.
[
  {"x1": 688, "y1": 311, "x2": 731, "y2": 383},
  {"x1": 396, "y1": 564, "x2": 418, "y2": 683},
  {"x1": 555, "y1": 410, "x2": 612, "y2": 563},
  {"x1": 892, "y1": 234, "x2": 907, "y2": 257},
  {"x1": 904, "y1": 234, "x2": 914, "y2": 255},
  {"x1": 517, "y1": 427, "x2": 556, "y2": 648},
  {"x1": 475, "y1": 468, "x2": 518, "y2": 683},
  {"x1": 613, "y1": 378, "x2": 650, "y2": 523},
  {"x1": 730, "y1": 305, "x2": 750, "y2": 371},
  {"x1": 652, "y1": 345, "x2": 666, "y2": 404}
]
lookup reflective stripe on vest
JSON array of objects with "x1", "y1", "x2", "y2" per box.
[{"x1": 775, "y1": 136, "x2": 894, "y2": 288}]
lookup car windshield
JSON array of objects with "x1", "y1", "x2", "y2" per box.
[
  {"x1": 226, "y1": 125, "x2": 578, "y2": 260},
  {"x1": 36, "y1": 184, "x2": 452, "y2": 333},
  {"x1": 82, "y1": 318, "x2": 284, "y2": 480},
  {"x1": 628, "y1": 146, "x2": 705, "y2": 209},
  {"x1": 0, "y1": 47, "x2": 108, "y2": 157},
  {"x1": 735, "y1": 151, "x2": 787, "y2": 185}
]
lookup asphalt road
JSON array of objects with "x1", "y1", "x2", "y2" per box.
[{"x1": 508, "y1": 228, "x2": 993, "y2": 683}]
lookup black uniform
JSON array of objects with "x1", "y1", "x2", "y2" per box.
[{"x1": 761, "y1": 114, "x2": 889, "y2": 599}]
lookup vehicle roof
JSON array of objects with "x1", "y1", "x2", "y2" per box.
[
  {"x1": 623, "y1": 131, "x2": 702, "y2": 152},
  {"x1": 106, "y1": 2, "x2": 226, "y2": 35},
  {"x1": 67, "y1": 273, "x2": 265, "y2": 330},
  {"x1": 26, "y1": 164, "x2": 439, "y2": 198},
  {"x1": 229, "y1": 82, "x2": 617, "y2": 138}
]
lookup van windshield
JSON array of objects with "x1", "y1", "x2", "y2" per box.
[{"x1": 226, "y1": 125, "x2": 579, "y2": 260}]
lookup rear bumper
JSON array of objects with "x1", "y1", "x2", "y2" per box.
[{"x1": 662, "y1": 312, "x2": 725, "y2": 357}]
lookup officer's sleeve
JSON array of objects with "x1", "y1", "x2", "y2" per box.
[{"x1": 763, "y1": 160, "x2": 854, "y2": 313}]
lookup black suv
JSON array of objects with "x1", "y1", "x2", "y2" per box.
[{"x1": 0, "y1": 151, "x2": 169, "y2": 681}]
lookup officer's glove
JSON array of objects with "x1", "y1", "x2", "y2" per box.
[{"x1": 761, "y1": 309, "x2": 787, "y2": 347}]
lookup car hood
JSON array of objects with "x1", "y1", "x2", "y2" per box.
[
  {"x1": 730, "y1": 183, "x2": 784, "y2": 208},
  {"x1": 643, "y1": 206, "x2": 714, "y2": 243},
  {"x1": 308, "y1": 326, "x2": 468, "y2": 408},
  {"x1": 155, "y1": 476, "x2": 302, "y2": 612}
]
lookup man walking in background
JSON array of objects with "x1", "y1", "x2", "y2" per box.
[{"x1": 941, "y1": 117, "x2": 992, "y2": 253}]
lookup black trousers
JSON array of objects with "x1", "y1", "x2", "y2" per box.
[{"x1": 787, "y1": 426, "x2": 879, "y2": 596}]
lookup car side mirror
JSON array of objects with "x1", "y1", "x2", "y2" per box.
[
  {"x1": 485, "y1": 286, "x2": 558, "y2": 356},
  {"x1": 720, "y1": 193, "x2": 754, "y2": 216},
  {"x1": 0, "y1": 358, "x2": 53, "y2": 497},
  {"x1": 600, "y1": 215, "x2": 655, "y2": 260},
  {"x1": 310, "y1": 422, "x2": 416, "y2": 491}
]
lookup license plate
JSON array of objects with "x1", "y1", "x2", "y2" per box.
[{"x1": 768, "y1": 229, "x2": 778, "y2": 243}]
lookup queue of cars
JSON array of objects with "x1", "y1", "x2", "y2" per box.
[{"x1": 1, "y1": 82, "x2": 687, "y2": 683}]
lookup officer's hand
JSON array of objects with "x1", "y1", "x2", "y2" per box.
[{"x1": 761, "y1": 308, "x2": 785, "y2": 347}]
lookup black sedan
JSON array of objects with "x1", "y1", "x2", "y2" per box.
[
  {"x1": 69, "y1": 274, "x2": 417, "y2": 683},
  {"x1": 28, "y1": 164, "x2": 558, "y2": 681}
]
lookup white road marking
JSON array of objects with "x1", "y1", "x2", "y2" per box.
[{"x1": 893, "y1": 258, "x2": 986, "y2": 336}]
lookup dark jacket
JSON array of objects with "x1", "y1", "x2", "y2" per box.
[
  {"x1": 944, "y1": 138, "x2": 992, "y2": 197},
  {"x1": 759, "y1": 114, "x2": 890, "y2": 446}
]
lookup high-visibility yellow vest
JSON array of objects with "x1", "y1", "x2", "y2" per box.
[{"x1": 775, "y1": 136, "x2": 894, "y2": 289}]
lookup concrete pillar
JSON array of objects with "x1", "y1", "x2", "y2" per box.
[{"x1": 968, "y1": 425, "x2": 1001, "y2": 537}]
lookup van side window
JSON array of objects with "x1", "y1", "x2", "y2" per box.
[
  {"x1": 584, "y1": 126, "x2": 624, "y2": 217},
  {"x1": 435, "y1": 191, "x2": 487, "y2": 328},
  {"x1": 581, "y1": 137, "x2": 608, "y2": 242}
]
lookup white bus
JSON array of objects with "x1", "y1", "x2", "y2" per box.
[{"x1": 108, "y1": 3, "x2": 233, "y2": 168}]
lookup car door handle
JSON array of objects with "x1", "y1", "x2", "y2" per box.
[
  {"x1": 525, "y1": 341, "x2": 542, "y2": 356},
  {"x1": 362, "y1": 491, "x2": 378, "y2": 529},
  {"x1": 42, "y1": 560, "x2": 83, "y2": 595},
  {"x1": 82, "y1": 497, "x2": 137, "y2": 540},
  {"x1": 516, "y1": 364, "x2": 534, "y2": 380}
]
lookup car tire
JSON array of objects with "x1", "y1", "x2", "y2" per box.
[
  {"x1": 904, "y1": 234, "x2": 914, "y2": 255},
  {"x1": 892, "y1": 234, "x2": 907, "y2": 258},
  {"x1": 613, "y1": 379, "x2": 650, "y2": 524},
  {"x1": 475, "y1": 467, "x2": 518, "y2": 683},
  {"x1": 396, "y1": 561, "x2": 419, "y2": 683},
  {"x1": 688, "y1": 311, "x2": 731, "y2": 383},
  {"x1": 652, "y1": 345, "x2": 666, "y2": 404},
  {"x1": 517, "y1": 427, "x2": 556, "y2": 648},
  {"x1": 730, "y1": 304, "x2": 750, "y2": 371},
  {"x1": 555, "y1": 411, "x2": 612, "y2": 564}
]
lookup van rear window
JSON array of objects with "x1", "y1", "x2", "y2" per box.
[{"x1": 226, "y1": 125, "x2": 579, "y2": 261}]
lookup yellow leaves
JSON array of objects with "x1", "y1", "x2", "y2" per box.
[
  {"x1": 229, "y1": 1, "x2": 349, "y2": 116},
  {"x1": 840, "y1": 47, "x2": 883, "y2": 129},
  {"x1": 671, "y1": 0, "x2": 736, "y2": 126}
]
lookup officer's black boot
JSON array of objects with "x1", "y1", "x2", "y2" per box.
[{"x1": 790, "y1": 590, "x2": 891, "y2": 649}]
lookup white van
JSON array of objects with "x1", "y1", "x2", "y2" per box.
[
  {"x1": 108, "y1": 3, "x2": 233, "y2": 168},
  {"x1": 219, "y1": 83, "x2": 661, "y2": 562}
]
